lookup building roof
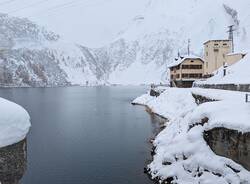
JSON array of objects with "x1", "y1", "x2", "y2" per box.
[
  {"x1": 203, "y1": 39, "x2": 231, "y2": 45},
  {"x1": 168, "y1": 55, "x2": 204, "y2": 68}
]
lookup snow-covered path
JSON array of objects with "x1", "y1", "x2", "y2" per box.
[
  {"x1": 0, "y1": 98, "x2": 31, "y2": 148},
  {"x1": 133, "y1": 87, "x2": 250, "y2": 184}
]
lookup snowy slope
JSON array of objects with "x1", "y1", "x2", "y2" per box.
[
  {"x1": 1, "y1": 0, "x2": 250, "y2": 86},
  {"x1": 94, "y1": 0, "x2": 250, "y2": 85},
  {"x1": 0, "y1": 13, "x2": 102, "y2": 87}
]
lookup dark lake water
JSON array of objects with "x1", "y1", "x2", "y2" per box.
[{"x1": 0, "y1": 86, "x2": 159, "y2": 184}]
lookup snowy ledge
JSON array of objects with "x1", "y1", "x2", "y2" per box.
[
  {"x1": 0, "y1": 98, "x2": 31, "y2": 148},
  {"x1": 133, "y1": 87, "x2": 250, "y2": 184}
]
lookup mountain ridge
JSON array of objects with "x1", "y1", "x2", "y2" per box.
[{"x1": 0, "y1": 0, "x2": 249, "y2": 87}]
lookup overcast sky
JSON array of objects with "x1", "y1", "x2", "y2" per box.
[{"x1": 0, "y1": 0, "x2": 147, "y2": 47}]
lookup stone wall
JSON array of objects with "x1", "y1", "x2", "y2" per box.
[
  {"x1": 204, "y1": 128, "x2": 250, "y2": 171},
  {"x1": 0, "y1": 139, "x2": 27, "y2": 184},
  {"x1": 194, "y1": 83, "x2": 250, "y2": 92},
  {"x1": 192, "y1": 93, "x2": 250, "y2": 171}
]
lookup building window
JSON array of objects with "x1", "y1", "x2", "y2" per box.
[
  {"x1": 206, "y1": 62, "x2": 208, "y2": 68},
  {"x1": 206, "y1": 52, "x2": 208, "y2": 56},
  {"x1": 176, "y1": 74, "x2": 180, "y2": 78},
  {"x1": 182, "y1": 65, "x2": 202, "y2": 69},
  {"x1": 189, "y1": 74, "x2": 203, "y2": 78},
  {"x1": 189, "y1": 74, "x2": 195, "y2": 78},
  {"x1": 190, "y1": 65, "x2": 202, "y2": 69},
  {"x1": 182, "y1": 74, "x2": 189, "y2": 78},
  {"x1": 182, "y1": 73, "x2": 202, "y2": 79},
  {"x1": 223, "y1": 43, "x2": 227, "y2": 46},
  {"x1": 214, "y1": 43, "x2": 219, "y2": 46},
  {"x1": 214, "y1": 49, "x2": 219, "y2": 52},
  {"x1": 182, "y1": 65, "x2": 189, "y2": 69}
]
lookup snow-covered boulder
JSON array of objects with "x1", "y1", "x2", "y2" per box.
[{"x1": 0, "y1": 98, "x2": 31, "y2": 148}]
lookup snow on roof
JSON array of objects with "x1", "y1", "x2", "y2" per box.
[
  {"x1": 168, "y1": 55, "x2": 204, "y2": 68},
  {"x1": 203, "y1": 39, "x2": 231, "y2": 45},
  {"x1": 133, "y1": 87, "x2": 250, "y2": 183},
  {"x1": 0, "y1": 98, "x2": 31, "y2": 148},
  {"x1": 226, "y1": 52, "x2": 247, "y2": 56}
]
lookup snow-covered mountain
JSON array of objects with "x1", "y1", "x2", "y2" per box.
[
  {"x1": 0, "y1": 13, "x2": 103, "y2": 87},
  {"x1": 97, "y1": 0, "x2": 250, "y2": 85},
  {"x1": 0, "y1": 0, "x2": 250, "y2": 87}
]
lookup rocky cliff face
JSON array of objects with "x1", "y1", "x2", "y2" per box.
[
  {"x1": 0, "y1": 13, "x2": 102, "y2": 87},
  {"x1": 204, "y1": 128, "x2": 250, "y2": 171},
  {"x1": 0, "y1": 139, "x2": 27, "y2": 184},
  {"x1": 0, "y1": 0, "x2": 249, "y2": 87}
]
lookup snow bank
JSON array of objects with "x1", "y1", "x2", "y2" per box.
[
  {"x1": 133, "y1": 87, "x2": 250, "y2": 183},
  {"x1": 0, "y1": 98, "x2": 31, "y2": 148},
  {"x1": 133, "y1": 88, "x2": 196, "y2": 119}
]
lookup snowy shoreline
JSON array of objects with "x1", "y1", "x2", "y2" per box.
[
  {"x1": 133, "y1": 87, "x2": 250, "y2": 184},
  {"x1": 0, "y1": 98, "x2": 31, "y2": 148}
]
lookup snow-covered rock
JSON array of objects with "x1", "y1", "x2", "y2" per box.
[
  {"x1": 0, "y1": 97, "x2": 31, "y2": 148},
  {"x1": 133, "y1": 87, "x2": 250, "y2": 183}
]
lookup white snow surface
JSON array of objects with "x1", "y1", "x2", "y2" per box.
[
  {"x1": 133, "y1": 87, "x2": 250, "y2": 183},
  {"x1": 0, "y1": 98, "x2": 31, "y2": 148}
]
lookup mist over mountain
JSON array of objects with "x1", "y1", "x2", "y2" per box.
[{"x1": 0, "y1": 0, "x2": 249, "y2": 87}]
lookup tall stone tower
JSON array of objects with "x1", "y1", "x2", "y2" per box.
[{"x1": 203, "y1": 40, "x2": 232, "y2": 76}]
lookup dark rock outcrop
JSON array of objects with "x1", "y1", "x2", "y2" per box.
[
  {"x1": 0, "y1": 139, "x2": 27, "y2": 184},
  {"x1": 192, "y1": 93, "x2": 217, "y2": 105},
  {"x1": 204, "y1": 128, "x2": 250, "y2": 171}
]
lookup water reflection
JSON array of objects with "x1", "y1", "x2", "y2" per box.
[{"x1": 0, "y1": 139, "x2": 27, "y2": 184}]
